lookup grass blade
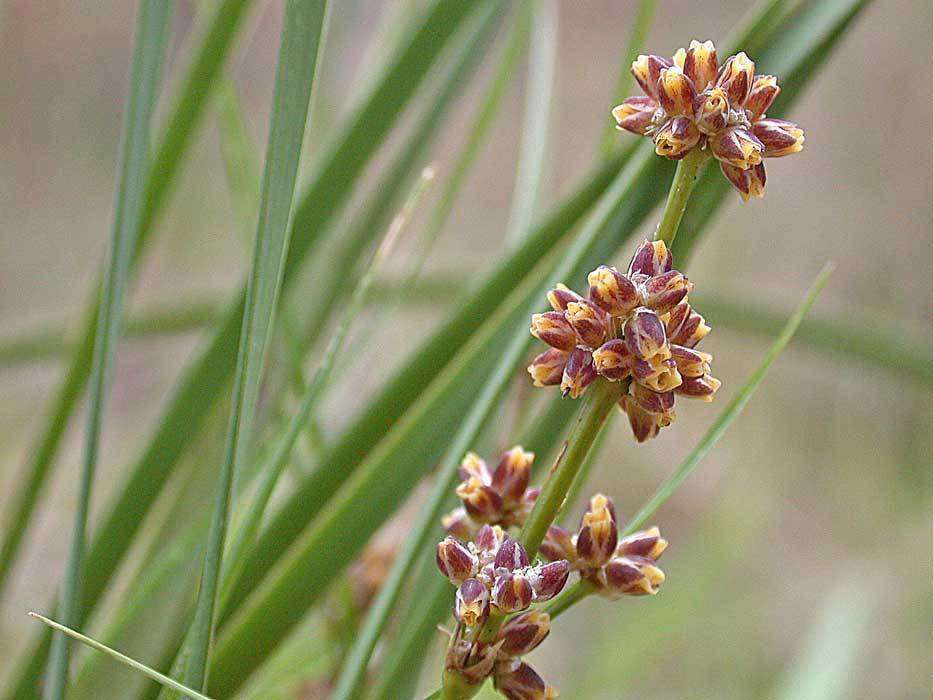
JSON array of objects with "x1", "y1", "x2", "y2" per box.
[
  {"x1": 215, "y1": 78, "x2": 261, "y2": 245},
  {"x1": 176, "y1": 0, "x2": 329, "y2": 691},
  {"x1": 623, "y1": 264, "x2": 834, "y2": 535},
  {"x1": 504, "y1": 0, "x2": 557, "y2": 244},
  {"x1": 30, "y1": 615, "x2": 213, "y2": 700},
  {"x1": 0, "y1": 0, "x2": 255, "y2": 604},
  {"x1": 43, "y1": 3, "x2": 175, "y2": 697}
]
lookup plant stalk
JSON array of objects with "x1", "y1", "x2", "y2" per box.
[{"x1": 653, "y1": 148, "x2": 709, "y2": 248}]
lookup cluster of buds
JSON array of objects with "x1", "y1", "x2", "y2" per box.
[
  {"x1": 528, "y1": 239, "x2": 720, "y2": 441},
  {"x1": 437, "y1": 526, "x2": 568, "y2": 697},
  {"x1": 541, "y1": 494, "x2": 668, "y2": 598},
  {"x1": 442, "y1": 447, "x2": 540, "y2": 539},
  {"x1": 612, "y1": 39, "x2": 804, "y2": 200}
]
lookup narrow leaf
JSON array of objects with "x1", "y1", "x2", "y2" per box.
[
  {"x1": 624, "y1": 263, "x2": 834, "y2": 535},
  {"x1": 44, "y1": 3, "x2": 174, "y2": 698}
]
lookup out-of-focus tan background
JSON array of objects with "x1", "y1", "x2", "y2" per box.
[{"x1": 1, "y1": 1, "x2": 930, "y2": 698}]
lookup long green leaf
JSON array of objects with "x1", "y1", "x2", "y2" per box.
[
  {"x1": 43, "y1": 4, "x2": 174, "y2": 698},
  {"x1": 30, "y1": 615, "x2": 212, "y2": 700},
  {"x1": 176, "y1": 0, "x2": 329, "y2": 691},
  {"x1": 0, "y1": 0, "x2": 255, "y2": 604},
  {"x1": 6, "y1": 3, "x2": 490, "y2": 695},
  {"x1": 624, "y1": 264, "x2": 833, "y2": 535}
]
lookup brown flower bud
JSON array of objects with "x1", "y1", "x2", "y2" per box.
[
  {"x1": 599, "y1": 555, "x2": 665, "y2": 596},
  {"x1": 442, "y1": 507, "x2": 476, "y2": 540},
  {"x1": 528, "y1": 348, "x2": 569, "y2": 387},
  {"x1": 455, "y1": 577, "x2": 490, "y2": 626},
  {"x1": 752, "y1": 118, "x2": 804, "y2": 157},
  {"x1": 642, "y1": 269, "x2": 693, "y2": 313},
  {"x1": 576, "y1": 494, "x2": 618, "y2": 568},
  {"x1": 634, "y1": 356, "x2": 682, "y2": 393},
  {"x1": 494, "y1": 536, "x2": 531, "y2": 571},
  {"x1": 670, "y1": 345, "x2": 712, "y2": 378},
  {"x1": 716, "y1": 51, "x2": 755, "y2": 106},
  {"x1": 491, "y1": 571, "x2": 534, "y2": 613},
  {"x1": 539, "y1": 525, "x2": 576, "y2": 564},
  {"x1": 565, "y1": 300, "x2": 609, "y2": 348},
  {"x1": 530, "y1": 560, "x2": 571, "y2": 602},
  {"x1": 447, "y1": 639, "x2": 503, "y2": 685},
  {"x1": 494, "y1": 661, "x2": 558, "y2": 700},
  {"x1": 497, "y1": 610, "x2": 551, "y2": 658},
  {"x1": 491, "y1": 446, "x2": 534, "y2": 504},
  {"x1": 711, "y1": 126, "x2": 763, "y2": 169},
  {"x1": 617, "y1": 526, "x2": 668, "y2": 561},
  {"x1": 682, "y1": 39, "x2": 719, "y2": 89},
  {"x1": 587, "y1": 265, "x2": 640, "y2": 316},
  {"x1": 561, "y1": 347, "x2": 597, "y2": 398},
  {"x1": 437, "y1": 536, "x2": 479, "y2": 584},
  {"x1": 665, "y1": 302, "x2": 711, "y2": 348},
  {"x1": 546, "y1": 283, "x2": 584, "y2": 312},
  {"x1": 611, "y1": 96, "x2": 657, "y2": 136},
  {"x1": 658, "y1": 66, "x2": 697, "y2": 117},
  {"x1": 693, "y1": 86, "x2": 729, "y2": 135},
  {"x1": 530, "y1": 311, "x2": 577, "y2": 352},
  {"x1": 592, "y1": 338, "x2": 634, "y2": 382},
  {"x1": 676, "y1": 373, "x2": 722, "y2": 401},
  {"x1": 630, "y1": 381, "x2": 676, "y2": 415},
  {"x1": 457, "y1": 477, "x2": 504, "y2": 523},
  {"x1": 629, "y1": 239, "x2": 673, "y2": 277},
  {"x1": 620, "y1": 393, "x2": 675, "y2": 443},
  {"x1": 624, "y1": 307, "x2": 671, "y2": 362},
  {"x1": 631, "y1": 54, "x2": 671, "y2": 101},
  {"x1": 745, "y1": 74, "x2": 780, "y2": 120},
  {"x1": 720, "y1": 161, "x2": 767, "y2": 201},
  {"x1": 474, "y1": 524, "x2": 506, "y2": 558},
  {"x1": 458, "y1": 451, "x2": 490, "y2": 482},
  {"x1": 654, "y1": 116, "x2": 701, "y2": 160}
]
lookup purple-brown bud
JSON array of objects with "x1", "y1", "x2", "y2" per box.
[
  {"x1": 631, "y1": 54, "x2": 671, "y2": 102},
  {"x1": 561, "y1": 347, "x2": 597, "y2": 398},
  {"x1": 642, "y1": 269, "x2": 693, "y2": 313},
  {"x1": 546, "y1": 283, "x2": 584, "y2": 312},
  {"x1": 592, "y1": 338, "x2": 634, "y2": 382},
  {"x1": 752, "y1": 118, "x2": 804, "y2": 157},
  {"x1": 458, "y1": 451, "x2": 490, "y2": 482},
  {"x1": 575, "y1": 494, "x2": 618, "y2": 568},
  {"x1": 494, "y1": 661, "x2": 558, "y2": 700},
  {"x1": 745, "y1": 74, "x2": 780, "y2": 120},
  {"x1": 611, "y1": 96, "x2": 657, "y2": 136},
  {"x1": 630, "y1": 381, "x2": 676, "y2": 415},
  {"x1": 654, "y1": 116, "x2": 701, "y2": 160},
  {"x1": 711, "y1": 126, "x2": 764, "y2": 169},
  {"x1": 527, "y1": 348, "x2": 569, "y2": 387},
  {"x1": 620, "y1": 393, "x2": 675, "y2": 443},
  {"x1": 720, "y1": 161, "x2": 767, "y2": 201},
  {"x1": 497, "y1": 610, "x2": 551, "y2": 658},
  {"x1": 599, "y1": 555, "x2": 665, "y2": 597},
  {"x1": 587, "y1": 265, "x2": 640, "y2": 316},
  {"x1": 629, "y1": 239, "x2": 673, "y2": 277},
  {"x1": 455, "y1": 578, "x2": 490, "y2": 626},
  {"x1": 474, "y1": 524, "x2": 506, "y2": 558},
  {"x1": 693, "y1": 86, "x2": 729, "y2": 135},
  {"x1": 529, "y1": 560, "x2": 571, "y2": 602},
  {"x1": 624, "y1": 307, "x2": 670, "y2": 362},
  {"x1": 456, "y1": 478, "x2": 504, "y2": 522},
  {"x1": 665, "y1": 302, "x2": 711, "y2": 348},
  {"x1": 539, "y1": 525, "x2": 576, "y2": 564},
  {"x1": 658, "y1": 66, "x2": 696, "y2": 117},
  {"x1": 716, "y1": 51, "x2": 755, "y2": 106},
  {"x1": 670, "y1": 345, "x2": 712, "y2": 378},
  {"x1": 632, "y1": 356, "x2": 682, "y2": 393},
  {"x1": 565, "y1": 300, "x2": 609, "y2": 349},
  {"x1": 530, "y1": 311, "x2": 577, "y2": 352},
  {"x1": 491, "y1": 571, "x2": 534, "y2": 614},
  {"x1": 682, "y1": 39, "x2": 719, "y2": 89},
  {"x1": 442, "y1": 507, "x2": 476, "y2": 540},
  {"x1": 437, "y1": 536, "x2": 478, "y2": 584},
  {"x1": 676, "y1": 373, "x2": 722, "y2": 402},
  {"x1": 494, "y1": 536, "x2": 530, "y2": 571},
  {"x1": 617, "y1": 526, "x2": 668, "y2": 561},
  {"x1": 491, "y1": 446, "x2": 534, "y2": 504}
]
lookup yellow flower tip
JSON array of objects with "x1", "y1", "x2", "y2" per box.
[{"x1": 673, "y1": 47, "x2": 686, "y2": 69}]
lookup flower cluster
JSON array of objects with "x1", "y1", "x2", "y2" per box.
[
  {"x1": 541, "y1": 494, "x2": 668, "y2": 598},
  {"x1": 528, "y1": 239, "x2": 720, "y2": 441},
  {"x1": 442, "y1": 447, "x2": 540, "y2": 539},
  {"x1": 437, "y1": 525, "x2": 568, "y2": 697},
  {"x1": 612, "y1": 40, "x2": 804, "y2": 200}
]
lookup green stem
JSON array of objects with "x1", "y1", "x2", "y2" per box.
[
  {"x1": 544, "y1": 578, "x2": 597, "y2": 619},
  {"x1": 653, "y1": 148, "x2": 708, "y2": 248}
]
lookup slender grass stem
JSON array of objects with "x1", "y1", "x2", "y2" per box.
[{"x1": 653, "y1": 148, "x2": 709, "y2": 248}]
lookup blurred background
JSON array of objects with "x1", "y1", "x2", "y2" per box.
[{"x1": 0, "y1": 1, "x2": 930, "y2": 698}]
